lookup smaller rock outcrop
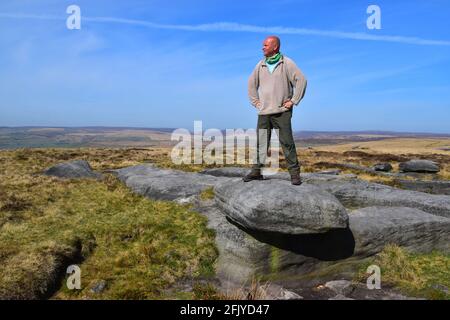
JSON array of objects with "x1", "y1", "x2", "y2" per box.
[
  {"x1": 399, "y1": 160, "x2": 440, "y2": 173},
  {"x1": 372, "y1": 163, "x2": 393, "y2": 172},
  {"x1": 43, "y1": 160, "x2": 102, "y2": 179}
]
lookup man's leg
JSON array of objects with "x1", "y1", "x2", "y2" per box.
[
  {"x1": 252, "y1": 114, "x2": 272, "y2": 171},
  {"x1": 270, "y1": 109, "x2": 300, "y2": 176},
  {"x1": 244, "y1": 114, "x2": 271, "y2": 182}
]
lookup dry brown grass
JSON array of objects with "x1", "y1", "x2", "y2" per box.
[
  {"x1": 296, "y1": 144, "x2": 450, "y2": 182},
  {"x1": 313, "y1": 137, "x2": 450, "y2": 155},
  {"x1": 193, "y1": 278, "x2": 270, "y2": 300},
  {"x1": 0, "y1": 148, "x2": 218, "y2": 300}
]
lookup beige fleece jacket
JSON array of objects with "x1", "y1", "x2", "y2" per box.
[{"x1": 248, "y1": 55, "x2": 307, "y2": 115}]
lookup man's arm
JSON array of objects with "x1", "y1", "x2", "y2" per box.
[
  {"x1": 287, "y1": 60, "x2": 307, "y2": 106},
  {"x1": 248, "y1": 63, "x2": 261, "y2": 108}
]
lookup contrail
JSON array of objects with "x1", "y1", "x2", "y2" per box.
[{"x1": 1, "y1": 13, "x2": 450, "y2": 46}]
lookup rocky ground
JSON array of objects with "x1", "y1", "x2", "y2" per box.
[
  {"x1": 2, "y1": 147, "x2": 449, "y2": 300},
  {"x1": 96, "y1": 162, "x2": 448, "y2": 300}
]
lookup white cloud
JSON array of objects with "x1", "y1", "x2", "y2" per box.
[{"x1": 1, "y1": 13, "x2": 450, "y2": 46}]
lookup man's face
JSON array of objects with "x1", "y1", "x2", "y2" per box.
[{"x1": 262, "y1": 38, "x2": 278, "y2": 57}]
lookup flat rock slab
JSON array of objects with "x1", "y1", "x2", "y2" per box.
[
  {"x1": 393, "y1": 179, "x2": 450, "y2": 195},
  {"x1": 200, "y1": 167, "x2": 248, "y2": 177},
  {"x1": 399, "y1": 160, "x2": 440, "y2": 173},
  {"x1": 113, "y1": 164, "x2": 229, "y2": 201},
  {"x1": 350, "y1": 206, "x2": 450, "y2": 256},
  {"x1": 43, "y1": 160, "x2": 102, "y2": 179},
  {"x1": 200, "y1": 167, "x2": 357, "y2": 181},
  {"x1": 214, "y1": 179, "x2": 349, "y2": 234},
  {"x1": 306, "y1": 179, "x2": 450, "y2": 218},
  {"x1": 317, "y1": 170, "x2": 341, "y2": 175}
]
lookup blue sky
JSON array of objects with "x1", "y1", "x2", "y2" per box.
[{"x1": 0, "y1": 0, "x2": 449, "y2": 133}]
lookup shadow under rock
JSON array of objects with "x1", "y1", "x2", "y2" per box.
[{"x1": 226, "y1": 217, "x2": 355, "y2": 261}]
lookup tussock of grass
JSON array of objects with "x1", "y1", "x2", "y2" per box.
[
  {"x1": 357, "y1": 244, "x2": 450, "y2": 300},
  {"x1": 199, "y1": 187, "x2": 215, "y2": 201},
  {"x1": 0, "y1": 148, "x2": 218, "y2": 299},
  {"x1": 193, "y1": 278, "x2": 269, "y2": 300}
]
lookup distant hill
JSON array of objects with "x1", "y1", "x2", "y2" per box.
[
  {"x1": 0, "y1": 127, "x2": 177, "y2": 149},
  {"x1": 294, "y1": 130, "x2": 450, "y2": 138},
  {"x1": 0, "y1": 127, "x2": 449, "y2": 149},
  {"x1": 292, "y1": 130, "x2": 450, "y2": 147}
]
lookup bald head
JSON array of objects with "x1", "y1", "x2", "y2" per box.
[
  {"x1": 266, "y1": 36, "x2": 280, "y2": 48},
  {"x1": 262, "y1": 36, "x2": 281, "y2": 57}
]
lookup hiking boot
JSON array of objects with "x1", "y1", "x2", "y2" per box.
[
  {"x1": 290, "y1": 172, "x2": 302, "y2": 185},
  {"x1": 242, "y1": 170, "x2": 264, "y2": 182}
]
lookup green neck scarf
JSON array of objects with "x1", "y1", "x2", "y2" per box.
[{"x1": 265, "y1": 52, "x2": 282, "y2": 65}]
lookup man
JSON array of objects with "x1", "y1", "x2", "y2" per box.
[{"x1": 244, "y1": 35, "x2": 307, "y2": 185}]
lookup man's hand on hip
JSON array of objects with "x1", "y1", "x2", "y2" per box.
[{"x1": 283, "y1": 99, "x2": 294, "y2": 109}]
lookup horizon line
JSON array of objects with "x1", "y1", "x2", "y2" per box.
[{"x1": 1, "y1": 125, "x2": 449, "y2": 136}]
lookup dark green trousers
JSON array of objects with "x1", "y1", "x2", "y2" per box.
[{"x1": 252, "y1": 109, "x2": 300, "y2": 175}]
